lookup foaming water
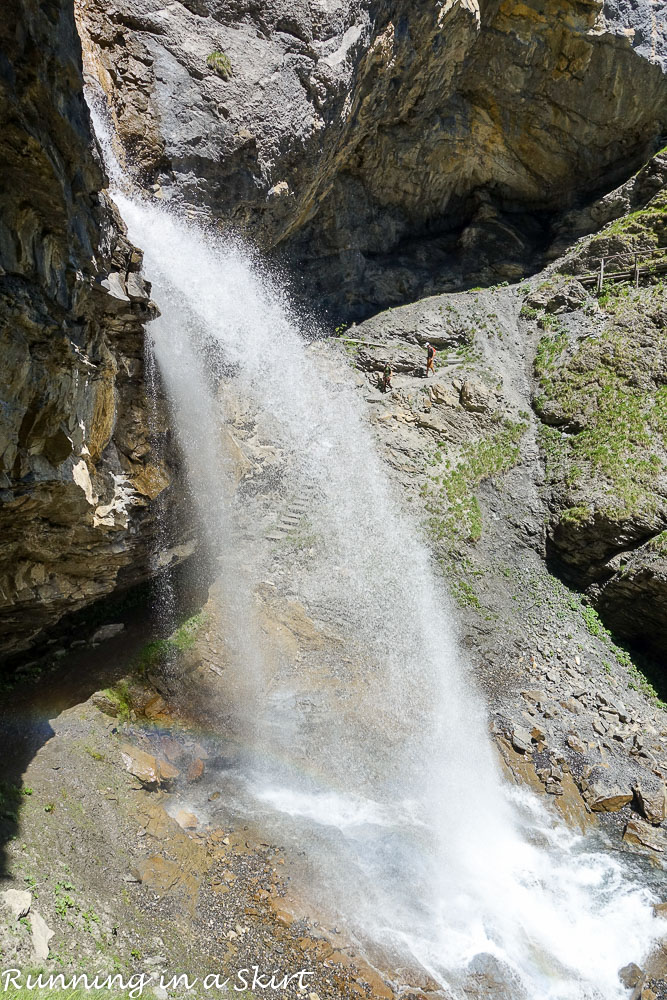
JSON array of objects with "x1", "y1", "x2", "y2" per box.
[{"x1": 92, "y1": 138, "x2": 661, "y2": 995}]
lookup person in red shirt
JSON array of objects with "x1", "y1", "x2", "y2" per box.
[{"x1": 425, "y1": 342, "x2": 436, "y2": 376}]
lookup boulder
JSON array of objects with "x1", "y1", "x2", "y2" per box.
[
  {"x1": 623, "y1": 818, "x2": 666, "y2": 853},
  {"x1": 511, "y1": 728, "x2": 532, "y2": 753},
  {"x1": 144, "y1": 694, "x2": 168, "y2": 719},
  {"x1": 588, "y1": 783, "x2": 633, "y2": 812},
  {"x1": 173, "y1": 809, "x2": 198, "y2": 830},
  {"x1": 30, "y1": 911, "x2": 54, "y2": 961},
  {"x1": 121, "y1": 745, "x2": 160, "y2": 786},
  {"x1": 187, "y1": 759, "x2": 205, "y2": 782},
  {"x1": 618, "y1": 963, "x2": 644, "y2": 989},
  {"x1": 92, "y1": 623, "x2": 125, "y2": 643},
  {"x1": 0, "y1": 889, "x2": 31, "y2": 918},
  {"x1": 92, "y1": 691, "x2": 120, "y2": 717},
  {"x1": 460, "y1": 378, "x2": 491, "y2": 414},
  {"x1": 120, "y1": 744, "x2": 180, "y2": 788},
  {"x1": 429, "y1": 382, "x2": 460, "y2": 407},
  {"x1": 633, "y1": 784, "x2": 667, "y2": 825},
  {"x1": 158, "y1": 759, "x2": 180, "y2": 785}
]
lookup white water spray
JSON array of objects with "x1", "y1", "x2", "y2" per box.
[{"x1": 90, "y1": 101, "x2": 662, "y2": 1000}]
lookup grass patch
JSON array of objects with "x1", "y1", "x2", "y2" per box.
[
  {"x1": 534, "y1": 297, "x2": 667, "y2": 519},
  {"x1": 451, "y1": 579, "x2": 482, "y2": 609},
  {"x1": 559, "y1": 505, "x2": 592, "y2": 527},
  {"x1": 647, "y1": 530, "x2": 667, "y2": 555},
  {"x1": 421, "y1": 418, "x2": 527, "y2": 544},
  {"x1": 206, "y1": 50, "x2": 232, "y2": 80}
]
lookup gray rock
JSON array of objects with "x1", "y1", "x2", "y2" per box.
[
  {"x1": 0, "y1": 0, "x2": 178, "y2": 659},
  {"x1": 633, "y1": 784, "x2": 667, "y2": 825},
  {"x1": 0, "y1": 889, "x2": 31, "y2": 919},
  {"x1": 77, "y1": 0, "x2": 667, "y2": 320},
  {"x1": 91, "y1": 623, "x2": 125, "y2": 643},
  {"x1": 567, "y1": 734, "x2": 586, "y2": 754},
  {"x1": 511, "y1": 727, "x2": 532, "y2": 753},
  {"x1": 623, "y1": 817, "x2": 666, "y2": 853},
  {"x1": 30, "y1": 910, "x2": 54, "y2": 961}
]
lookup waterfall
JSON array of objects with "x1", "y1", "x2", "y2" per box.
[{"x1": 90, "y1": 102, "x2": 662, "y2": 1000}]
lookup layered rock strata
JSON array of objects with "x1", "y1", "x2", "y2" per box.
[
  {"x1": 76, "y1": 0, "x2": 667, "y2": 317},
  {"x1": 0, "y1": 0, "x2": 177, "y2": 660}
]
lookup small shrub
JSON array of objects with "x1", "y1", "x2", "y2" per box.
[{"x1": 206, "y1": 50, "x2": 232, "y2": 80}]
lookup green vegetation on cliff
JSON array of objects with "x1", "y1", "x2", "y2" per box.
[
  {"x1": 422, "y1": 418, "x2": 527, "y2": 544},
  {"x1": 534, "y1": 287, "x2": 667, "y2": 520}
]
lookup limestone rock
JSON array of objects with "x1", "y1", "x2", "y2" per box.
[
  {"x1": 633, "y1": 784, "x2": 667, "y2": 826},
  {"x1": 623, "y1": 817, "x2": 666, "y2": 853},
  {"x1": 187, "y1": 758, "x2": 205, "y2": 783},
  {"x1": 511, "y1": 728, "x2": 532, "y2": 753},
  {"x1": 76, "y1": 0, "x2": 667, "y2": 320},
  {"x1": 120, "y1": 744, "x2": 180, "y2": 788},
  {"x1": 144, "y1": 694, "x2": 168, "y2": 720},
  {"x1": 173, "y1": 809, "x2": 198, "y2": 830},
  {"x1": 121, "y1": 745, "x2": 160, "y2": 786},
  {"x1": 92, "y1": 691, "x2": 120, "y2": 717},
  {"x1": 30, "y1": 911, "x2": 54, "y2": 961},
  {"x1": 460, "y1": 379, "x2": 491, "y2": 414},
  {"x1": 0, "y1": 0, "x2": 180, "y2": 658},
  {"x1": 92, "y1": 623, "x2": 125, "y2": 643},
  {"x1": 0, "y1": 889, "x2": 31, "y2": 919},
  {"x1": 588, "y1": 783, "x2": 633, "y2": 812},
  {"x1": 619, "y1": 963, "x2": 644, "y2": 989}
]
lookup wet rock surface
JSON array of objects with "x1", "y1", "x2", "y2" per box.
[{"x1": 0, "y1": 0, "x2": 187, "y2": 661}]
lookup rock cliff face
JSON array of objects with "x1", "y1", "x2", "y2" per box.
[
  {"x1": 76, "y1": 0, "x2": 667, "y2": 318},
  {"x1": 3, "y1": 0, "x2": 667, "y2": 665},
  {"x1": 0, "y1": 0, "x2": 176, "y2": 660}
]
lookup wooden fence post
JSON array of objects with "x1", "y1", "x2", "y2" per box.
[
  {"x1": 634, "y1": 254, "x2": 639, "y2": 288},
  {"x1": 597, "y1": 257, "x2": 605, "y2": 294}
]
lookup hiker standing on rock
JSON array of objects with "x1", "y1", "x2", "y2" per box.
[
  {"x1": 425, "y1": 342, "x2": 436, "y2": 377},
  {"x1": 382, "y1": 362, "x2": 393, "y2": 392}
]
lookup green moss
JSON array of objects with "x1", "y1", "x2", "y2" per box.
[
  {"x1": 206, "y1": 50, "x2": 232, "y2": 79},
  {"x1": 593, "y1": 188, "x2": 667, "y2": 247},
  {"x1": 134, "y1": 612, "x2": 206, "y2": 676},
  {"x1": 101, "y1": 680, "x2": 133, "y2": 722}
]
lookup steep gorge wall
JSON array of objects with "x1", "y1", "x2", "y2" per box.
[
  {"x1": 2, "y1": 0, "x2": 667, "y2": 662},
  {"x1": 76, "y1": 0, "x2": 667, "y2": 318},
  {"x1": 0, "y1": 0, "x2": 178, "y2": 660}
]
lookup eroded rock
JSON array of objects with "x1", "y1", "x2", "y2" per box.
[
  {"x1": 0, "y1": 889, "x2": 31, "y2": 919},
  {"x1": 623, "y1": 817, "x2": 666, "y2": 853}
]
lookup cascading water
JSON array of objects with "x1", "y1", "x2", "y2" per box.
[{"x1": 90, "y1": 102, "x2": 662, "y2": 1000}]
